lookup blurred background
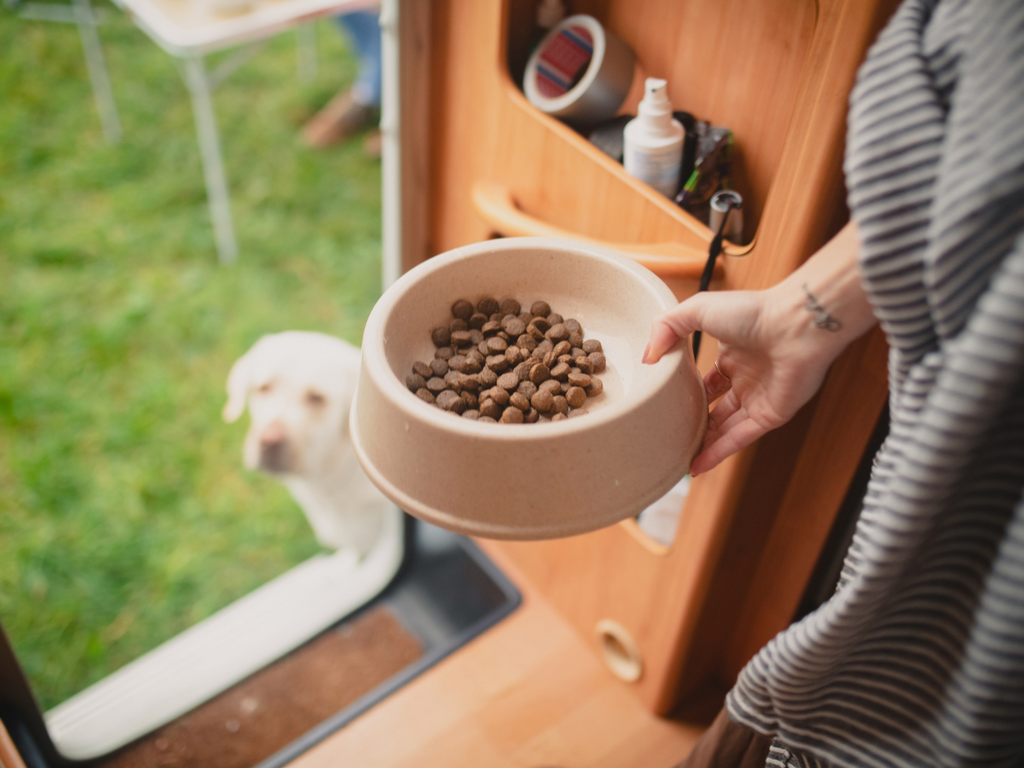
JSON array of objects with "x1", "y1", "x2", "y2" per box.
[{"x1": 0, "y1": 5, "x2": 383, "y2": 711}]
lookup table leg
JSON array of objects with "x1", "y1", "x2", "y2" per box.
[
  {"x1": 183, "y1": 55, "x2": 238, "y2": 264},
  {"x1": 296, "y1": 24, "x2": 317, "y2": 84},
  {"x1": 73, "y1": 0, "x2": 121, "y2": 144}
]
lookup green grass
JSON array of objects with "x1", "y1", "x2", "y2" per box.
[{"x1": 0, "y1": 9, "x2": 382, "y2": 710}]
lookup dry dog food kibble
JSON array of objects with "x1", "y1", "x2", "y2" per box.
[{"x1": 408, "y1": 297, "x2": 608, "y2": 423}]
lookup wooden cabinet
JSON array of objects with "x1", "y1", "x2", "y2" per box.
[
  {"x1": 286, "y1": 1, "x2": 897, "y2": 764},
  {"x1": 400, "y1": 0, "x2": 897, "y2": 715}
]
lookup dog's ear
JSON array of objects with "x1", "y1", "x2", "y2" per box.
[{"x1": 223, "y1": 346, "x2": 257, "y2": 423}]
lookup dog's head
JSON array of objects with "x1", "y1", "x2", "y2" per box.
[{"x1": 223, "y1": 332, "x2": 362, "y2": 477}]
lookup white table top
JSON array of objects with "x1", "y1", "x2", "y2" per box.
[{"x1": 113, "y1": 0, "x2": 376, "y2": 56}]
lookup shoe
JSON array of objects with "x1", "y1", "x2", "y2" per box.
[
  {"x1": 362, "y1": 130, "x2": 382, "y2": 159},
  {"x1": 303, "y1": 90, "x2": 379, "y2": 148}
]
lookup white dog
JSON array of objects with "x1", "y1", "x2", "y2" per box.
[{"x1": 223, "y1": 331, "x2": 390, "y2": 557}]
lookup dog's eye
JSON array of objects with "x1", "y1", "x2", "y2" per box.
[{"x1": 305, "y1": 390, "x2": 326, "y2": 407}]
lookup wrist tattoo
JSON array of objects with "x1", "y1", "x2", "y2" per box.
[{"x1": 802, "y1": 284, "x2": 843, "y2": 332}]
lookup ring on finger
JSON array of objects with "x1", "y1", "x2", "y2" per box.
[{"x1": 714, "y1": 359, "x2": 732, "y2": 383}]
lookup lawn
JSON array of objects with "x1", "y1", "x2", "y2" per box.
[{"x1": 0, "y1": 8, "x2": 383, "y2": 711}]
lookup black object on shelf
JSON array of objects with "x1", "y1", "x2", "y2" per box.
[{"x1": 692, "y1": 195, "x2": 742, "y2": 360}]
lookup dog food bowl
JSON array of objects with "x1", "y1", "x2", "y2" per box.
[{"x1": 351, "y1": 237, "x2": 706, "y2": 540}]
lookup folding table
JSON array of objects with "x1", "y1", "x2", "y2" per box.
[{"x1": 111, "y1": 0, "x2": 378, "y2": 262}]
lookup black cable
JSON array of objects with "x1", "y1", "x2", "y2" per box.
[{"x1": 691, "y1": 197, "x2": 741, "y2": 360}]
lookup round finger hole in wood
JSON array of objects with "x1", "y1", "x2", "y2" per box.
[{"x1": 595, "y1": 619, "x2": 643, "y2": 683}]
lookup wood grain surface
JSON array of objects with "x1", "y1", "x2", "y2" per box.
[{"x1": 286, "y1": 546, "x2": 710, "y2": 768}]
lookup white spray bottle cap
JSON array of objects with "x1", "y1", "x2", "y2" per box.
[
  {"x1": 636, "y1": 78, "x2": 675, "y2": 136},
  {"x1": 536, "y1": 0, "x2": 566, "y2": 29}
]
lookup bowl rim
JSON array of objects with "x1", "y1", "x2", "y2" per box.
[{"x1": 361, "y1": 237, "x2": 688, "y2": 439}]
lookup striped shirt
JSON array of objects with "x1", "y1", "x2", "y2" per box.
[{"x1": 726, "y1": 1, "x2": 1024, "y2": 765}]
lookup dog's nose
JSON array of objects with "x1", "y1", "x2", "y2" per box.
[{"x1": 259, "y1": 422, "x2": 286, "y2": 448}]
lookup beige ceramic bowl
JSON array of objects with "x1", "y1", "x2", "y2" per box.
[{"x1": 351, "y1": 238, "x2": 706, "y2": 540}]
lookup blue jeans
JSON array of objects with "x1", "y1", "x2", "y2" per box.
[{"x1": 337, "y1": 11, "x2": 381, "y2": 109}]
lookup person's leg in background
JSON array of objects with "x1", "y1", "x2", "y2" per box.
[{"x1": 303, "y1": 9, "x2": 382, "y2": 153}]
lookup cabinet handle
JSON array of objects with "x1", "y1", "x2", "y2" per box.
[{"x1": 471, "y1": 181, "x2": 722, "y2": 280}]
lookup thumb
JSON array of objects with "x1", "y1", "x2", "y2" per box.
[{"x1": 644, "y1": 293, "x2": 712, "y2": 364}]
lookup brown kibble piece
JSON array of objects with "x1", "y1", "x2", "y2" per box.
[
  {"x1": 551, "y1": 412, "x2": 568, "y2": 422},
  {"x1": 497, "y1": 372, "x2": 519, "y2": 391},
  {"x1": 476, "y1": 297, "x2": 499, "y2": 316},
  {"x1": 462, "y1": 409, "x2": 481, "y2": 420},
  {"x1": 486, "y1": 354, "x2": 509, "y2": 372},
  {"x1": 550, "y1": 361, "x2": 571, "y2": 380},
  {"x1": 458, "y1": 373, "x2": 481, "y2": 391},
  {"x1": 413, "y1": 361, "x2": 432, "y2": 378},
  {"x1": 561, "y1": 381, "x2": 571, "y2": 393},
  {"x1": 431, "y1": 327, "x2": 451, "y2": 347},
  {"x1": 430, "y1": 358, "x2": 449, "y2": 377},
  {"x1": 451, "y1": 330, "x2": 472, "y2": 346},
  {"x1": 585, "y1": 377, "x2": 604, "y2": 397},
  {"x1": 588, "y1": 351, "x2": 607, "y2": 372},
  {"x1": 449, "y1": 318, "x2": 468, "y2": 333},
  {"x1": 486, "y1": 337, "x2": 508, "y2": 354},
  {"x1": 479, "y1": 366, "x2": 497, "y2": 386},
  {"x1": 426, "y1": 376, "x2": 447, "y2": 393},
  {"x1": 530, "y1": 363, "x2": 551, "y2": 384},
  {"x1": 461, "y1": 390, "x2": 478, "y2": 409},
  {"x1": 479, "y1": 416, "x2": 497, "y2": 423},
  {"x1": 568, "y1": 372, "x2": 591, "y2": 388},
  {"x1": 546, "y1": 323, "x2": 569, "y2": 342},
  {"x1": 500, "y1": 298, "x2": 521, "y2": 316},
  {"x1": 469, "y1": 312, "x2": 488, "y2": 330},
  {"x1": 416, "y1": 388, "x2": 435, "y2": 404},
  {"x1": 564, "y1": 318, "x2": 581, "y2": 334},
  {"x1": 566, "y1": 386, "x2": 587, "y2": 408},
  {"x1": 552, "y1": 395, "x2": 569, "y2": 415},
  {"x1": 470, "y1": 329, "x2": 484, "y2": 345},
  {"x1": 547, "y1": 313, "x2": 564, "y2": 325},
  {"x1": 531, "y1": 389, "x2": 554, "y2": 413},
  {"x1": 517, "y1": 333, "x2": 537, "y2": 352},
  {"x1": 517, "y1": 380, "x2": 538, "y2": 400},
  {"x1": 539, "y1": 379, "x2": 562, "y2": 395},
  {"x1": 501, "y1": 315, "x2": 526, "y2": 337},
  {"x1": 531, "y1": 300, "x2": 551, "y2": 317},
  {"x1": 480, "y1": 399, "x2": 503, "y2": 419},
  {"x1": 574, "y1": 356, "x2": 594, "y2": 375},
  {"x1": 436, "y1": 390, "x2": 463, "y2": 413},
  {"x1": 529, "y1": 316, "x2": 551, "y2": 334},
  {"x1": 490, "y1": 388, "x2": 511, "y2": 406},
  {"x1": 514, "y1": 361, "x2": 533, "y2": 380},
  {"x1": 505, "y1": 345, "x2": 523, "y2": 366},
  {"x1": 582, "y1": 338, "x2": 602, "y2": 354},
  {"x1": 444, "y1": 371, "x2": 462, "y2": 392},
  {"x1": 568, "y1": 331, "x2": 584, "y2": 348},
  {"x1": 406, "y1": 373, "x2": 426, "y2": 392},
  {"x1": 462, "y1": 357, "x2": 483, "y2": 374},
  {"x1": 552, "y1": 340, "x2": 572, "y2": 358},
  {"x1": 499, "y1": 406, "x2": 524, "y2": 424},
  {"x1": 435, "y1": 346, "x2": 454, "y2": 361},
  {"x1": 509, "y1": 392, "x2": 530, "y2": 411},
  {"x1": 451, "y1": 299, "x2": 474, "y2": 320},
  {"x1": 524, "y1": 407, "x2": 539, "y2": 423},
  {"x1": 481, "y1": 320, "x2": 501, "y2": 336}
]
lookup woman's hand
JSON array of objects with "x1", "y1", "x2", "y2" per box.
[{"x1": 644, "y1": 222, "x2": 876, "y2": 475}]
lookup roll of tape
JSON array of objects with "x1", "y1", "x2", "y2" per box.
[{"x1": 524, "y1": 15, "x2": 636, "y2": 127}]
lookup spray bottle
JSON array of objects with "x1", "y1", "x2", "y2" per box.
[{"x1": 623, "y1": 78, "x2": 684, "y2": 198}]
